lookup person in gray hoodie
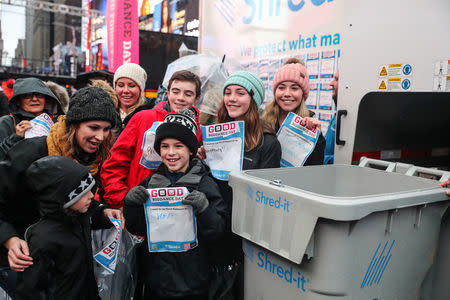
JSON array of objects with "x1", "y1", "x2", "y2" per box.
[{"x1": 0, "y1": 77, "x2": 63, "y2": 160}]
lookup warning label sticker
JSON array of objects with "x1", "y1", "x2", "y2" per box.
[
  {"x1": 379, "y1": 64, "x2": 413, "y2": 77},
  {"x1": 378, "y1": 63, "x2": 413, "y2": 91},
  {"x1": 434, "y1": 60, "x2": 450, "y2": 76},
  {"x1": 433, "y1": 75, "x2": 450, "y2": 92},
  {"x1": 378, "y1": 78, "x2": 411, "y2": 91},
  {"x1": 433, "y1": 60, "x2": 450, "y2": 91}
]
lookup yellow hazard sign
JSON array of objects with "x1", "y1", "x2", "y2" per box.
[
  {"x1": 379, "y1": 80, "x2": 387, "y2": 90},
  {"x1": 380, "y1": 67, "x2": 388, "y2": 76}
]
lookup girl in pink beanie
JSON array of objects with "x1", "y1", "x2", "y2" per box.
[{"x1": 263, "y1": 58, "x2": 325, "y2": 165}]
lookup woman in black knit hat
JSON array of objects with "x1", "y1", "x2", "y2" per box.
[{"x1": 0, "y1": 87, "x2": 123, "y2": 299}]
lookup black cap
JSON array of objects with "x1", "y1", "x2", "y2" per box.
[
  {"x1": 154, "y1": 108, "x2": 199, "y2": 156},
  {"x1": 66, "y1": 87, "x2": 116, "y2": 127}
]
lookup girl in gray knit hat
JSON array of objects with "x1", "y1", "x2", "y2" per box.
[{"x1": 0, "y1": 87, "x2": 123, "y2": 298}]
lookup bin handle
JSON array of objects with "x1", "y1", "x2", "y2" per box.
[
  {"x1": 269, "y1": 179, "x2": 284, "y2": 187},
  {"x1": 359, "y1": 157, "x2": 396, "y2": 172},
  {"x1": 405, "y1": 166, "x2": 450, "y2": 182},
  {"x1": 336, "y1": 109, "x2": 347, "y2": 146}
]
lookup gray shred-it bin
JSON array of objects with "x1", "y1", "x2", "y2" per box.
[{"x1": 228, "y1": 162, "x2": 449, "y2": 300}]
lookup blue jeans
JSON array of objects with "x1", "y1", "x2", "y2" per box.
[{"x1": 0, "y1": 267, "x2": 17, "y2": 299}]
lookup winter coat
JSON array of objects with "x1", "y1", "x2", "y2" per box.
[
  {"x1": 101, "y1": 101, "x2": 202, "y2": 208},
  {"x1": 113, "y1": 97, "x2": 157, "y2": 138},
  {"x1": 121, "y1": 96, "x2": 156, "y2": 128},
  {"x1": 0, "y1": 119, "x2": 107, "y2": 267},
  {"x1": 209, "y1": 133, "x2": 282, "y2": 265},
  {"x1": 0, "y1": 90, "x2": 8, "y2": 117},
  {"x1": 16, "y1": 156, "x2": 111, "y2": 300},
  {"x1": 0, "y1": 78, "x2": 63, "y2": 160},
  {"x1": 123, "y1": 158, "x2": 227, "y2": 298}
]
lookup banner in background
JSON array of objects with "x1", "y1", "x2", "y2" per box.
[
  {"x1": 138, "y1": 0, "x2": 199, "y2": 36},
  {"x1": 200, "y1": 0, "x2": 343, "y2": 134},
  {"x1": 106, "y1": 0, "x2": 140, "y2": 72}
]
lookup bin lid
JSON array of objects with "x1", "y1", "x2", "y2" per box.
[
  {"x1": 244, "y1": 164, "x2": 440, "y2": 198},
  {"x1": 229, "y1": 164, "x2": 449, "y2": 264},
  {"x1": 233, "y1": 164, "x2": 449, "y2": 221}
]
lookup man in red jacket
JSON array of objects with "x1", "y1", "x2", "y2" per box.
[{"x1": 101, "y1": 70, "x2": 203, "y2": 208}]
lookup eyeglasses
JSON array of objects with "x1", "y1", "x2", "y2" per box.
[{"x1": 22, "y1": 93, "x2": 45, "y2": 100}]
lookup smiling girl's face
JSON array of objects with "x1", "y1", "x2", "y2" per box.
[
  {"x1": 223, "y1": 85, "x2": 252, "y2": 120},
  {"x1": 274, "y1": 81, "x2": 304, "y2": 113}
]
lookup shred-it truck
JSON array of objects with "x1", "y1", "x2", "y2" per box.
[
  {"x1": 199, "y1": 0, "x2": 449, "y2": 168},
  {"x1": 199, "y1": 0, "x2": 450, "y2": 299}
]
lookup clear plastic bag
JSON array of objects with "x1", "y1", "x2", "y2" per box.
[
  {"x1": 162, "y1": 54, "x2": 242, "y2": 116},
  {"x1": 92, "y1": 229, "x2": 144, "y2": 300}
]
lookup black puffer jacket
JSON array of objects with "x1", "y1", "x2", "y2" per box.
[
  {"x1": 0, "y1": 136, "x2": 106, "y2": 267},
  {"x1": 0, "y1": 90, "x2": 8, "y2": 117},
  {"x1": 0, "y1": 77, "x2": 62, "y2": 160},
  {"x1": 16, "y1": 156, "x2": 111, "y2": 300},
  {"x1": 210, "y1": 133, "x2": 282, "y2": 265},
  {"x1": 124, "y1": 158, "x2": 227, "y2": 298}
]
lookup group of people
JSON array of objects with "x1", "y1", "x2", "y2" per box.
[{"x1": 0, "y1": 59, "x2": 447, "y2": 300}]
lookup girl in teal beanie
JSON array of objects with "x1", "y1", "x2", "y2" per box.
[{"x1": 207, "y1": 70, "x2": 282, "y2": 299}]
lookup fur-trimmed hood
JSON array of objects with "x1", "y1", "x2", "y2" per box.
[
  {"x1": 45, "y1": 81, "x2": 70, "y2": 113},
  {"x1": 9, "y1": 77, "x2": 63, "y2": 118}
]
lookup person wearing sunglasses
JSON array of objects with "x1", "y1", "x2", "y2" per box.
[{"x1": 0, "y1": 77, "x2": 63, "y2": 160}]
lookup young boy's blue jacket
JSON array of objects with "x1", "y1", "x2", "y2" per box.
[
  {"x1": 124, "y1": 158, "x2": 227, "y2": 298},
  {"x1": 15, "y1": 156, "x2": 112, "y2": 300}
]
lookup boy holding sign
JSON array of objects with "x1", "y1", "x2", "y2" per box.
[
  {"x1": 101, "y1": 70, "x2": 203, "y2": 209},
  {"x1": 123, "y1": 109, "x2": 226, "y2": 299}
]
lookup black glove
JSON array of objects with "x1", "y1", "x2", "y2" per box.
[
  {"x1": 124, "y1": 186, "x2": 149, "y2": 206},
  {"x1": 182, "y1": 190, "x2": 209, "y2": 214}
]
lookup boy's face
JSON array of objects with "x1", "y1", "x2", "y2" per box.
[
  {"x1": 160, "y1": 138, "x2": 192, "y2": 173},
  {"x1": 69, "y1": 190, "x2": 93, "y2": 213},
  {"x1": 167, "y1": 80, "x2": 200, "y2": 113}
]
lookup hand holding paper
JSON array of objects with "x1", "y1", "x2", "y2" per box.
[
  {"x1": 24, "y1": 113, "x2": 54, "y2": 139},
  {"x1": 182, "y1": 190, "x2": 209, "y2": 214},
  {"x1": 124, "y1": 186, "x2": 149, "y2": 206},
  {"x1": 15, "y1": 120, "x2": 32, "y2": 137},
  {"x1": 145, "y1": 187, "x2": 198, "y2": 252},
  {"x1": 104, "y1": 208, "x2": 126, "y2": 229}
]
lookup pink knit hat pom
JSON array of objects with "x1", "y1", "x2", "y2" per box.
[{"x1": 272, "y1": 63, "x2": 310, "y2": 100}]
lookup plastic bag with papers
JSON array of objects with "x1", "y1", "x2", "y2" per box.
[{"x1": 92, "y1": 223, "x2": 144, "y2": 300}]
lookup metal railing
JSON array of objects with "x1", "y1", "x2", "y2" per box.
[
  {"x1": 0, "y1": 55, "x2": 84, "y2": 77},
  {"x1": 0, "y1": 0, "x2": 102, "y2": 18}
]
